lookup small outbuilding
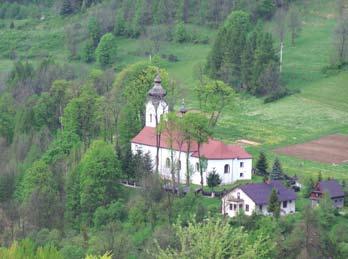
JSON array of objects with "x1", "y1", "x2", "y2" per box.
[{"x1": 310, "y1": 180, "x2": 345, "y2": 208}]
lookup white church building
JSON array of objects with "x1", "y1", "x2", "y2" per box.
[{"x1": 131, "y1": 75, "x2": 252, "y2": 186}]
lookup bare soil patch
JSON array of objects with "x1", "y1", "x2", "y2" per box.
[{"x1": 275, "y1": 134, "x2": 348, "y2": 164}]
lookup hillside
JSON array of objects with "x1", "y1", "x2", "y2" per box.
[{"x1": 0, "y1": 0, "x2": 348, "y2": 258}]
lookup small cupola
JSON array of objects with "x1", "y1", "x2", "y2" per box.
[{"x1": 179, "y1": 99, "x2": 187, "y2": 115}]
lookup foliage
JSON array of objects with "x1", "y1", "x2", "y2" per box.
[
  {"x1": 0, "y1": 239, "x2": 64, "y2": 259},
  {"x1": 268, "y1": 188, "x2": 280, "y2": 218},
  {"x1": 207, "y1": 11, "x2": 279, "y2": 96},
  {"x1": 256, "y1": 152, "x2": 268, "y2": 176},
  {"x1": 78, "y1": 140, "x2": 122, "y2": 225},
  {"x1": 206, "y1": 169, "x2": 222, "y2": 192},
  {"x1": 155, "y1": 217, "x2": 275, "y2": 258},
  {"x1": 95, "y1": 33, "x2": 118, "y2": 68},
  {"x1": 270, "y1": 157, "x2": 283, "y2": 180},
  {"x1": 195, "y1": 78, "x2": 234, "y2": 127}
]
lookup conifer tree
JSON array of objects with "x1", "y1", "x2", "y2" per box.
[
  {"x1": 256, "y1": 151, "x2": 268, "y2": 176},
  {"x1": 270, "y1": 157, "x2": 283, "y2": 180},
  {"x1": 268, "y1": 188, "x2": 280, "y2": 218}
]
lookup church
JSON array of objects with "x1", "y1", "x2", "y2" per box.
[{"x1": 131, "y1": 75, "x2": 253, "y2": 186}]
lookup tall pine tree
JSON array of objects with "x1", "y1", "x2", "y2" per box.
[
  {"x1": 270, "y1": 157, "x2": 283, "y2": 180},
  {"x1": 256, "y1": 151, "x2": 268, "y2": 176}
]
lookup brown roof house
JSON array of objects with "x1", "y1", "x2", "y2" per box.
[{"x1": 310, "y1": 180, "x2": 345, "y2": 208}]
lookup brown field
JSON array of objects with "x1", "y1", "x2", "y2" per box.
[{"x1": 275, "y1": 135, "x2": 348, "y2": 164}]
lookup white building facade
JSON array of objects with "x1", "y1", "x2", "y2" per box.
[
  {"x1": 131, "y1": 76, "x2": 253, "y2": 186},
  {"x1": 221, "y1": 181, "x2": 297, "y2": 217}
]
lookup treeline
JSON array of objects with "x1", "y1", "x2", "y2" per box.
[{"x1": 206, "y1": 11, "x2": 284, "y2": 97}]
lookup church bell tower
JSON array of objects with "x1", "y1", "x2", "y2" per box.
[{"x1": 146, "y1": 75, "x2": 168, "y2": 127}]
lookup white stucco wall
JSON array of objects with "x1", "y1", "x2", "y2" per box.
[
  {"x1": 131, "y1": 143, "x2": 252, "y2": 186},
  {"x1": 221, "y1": 188, "x2": 256, "y2": 217},
  {"x1": 145, "y1": 100, "x2": 168, "y2": 127}
]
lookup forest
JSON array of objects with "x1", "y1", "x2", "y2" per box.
[{"x1": 0, "y1": 0, "x2": 348, "y2": 258}]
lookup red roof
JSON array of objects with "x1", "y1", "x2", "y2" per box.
[
  {"x1": 131, "y1": 127, "x2": 252, "y2": 160},
  {"x1": 191, "y1": 139, "x2": 252, "y2": 160}
]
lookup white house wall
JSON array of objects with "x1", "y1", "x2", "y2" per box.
[
  {"x1": 131, "y1": 143, "x2": 252, "y2": 186},
  {"x1": 221, "y1": 188, "x2": 256, "y2": 217},
  {"x1": 221, "y1": 188, "x2": 296, "y2": 218}
]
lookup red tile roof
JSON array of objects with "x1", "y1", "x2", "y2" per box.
[{"x1": 131, "y1": 127, "x2": 252, "y2": 160}]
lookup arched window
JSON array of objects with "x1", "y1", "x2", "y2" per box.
[
  {"x1": 150, "y1": 113, "x2": 153, "y2": 123},
  {"x1": 196, "y1": 162, "x2": 200, "y2": 172},
  {"x1": 224, "y1": 164, "x2": 230, "y2": 174},
  {"x1": 177, "y1": 160, "x2": 181, "y2": 170},
  {"x1": 166, "y1": 158, "x2": 171, "y2": 168}
]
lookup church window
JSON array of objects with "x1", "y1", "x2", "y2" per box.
[
  {"x1": 224, "y1": 164, "x2": 230, "y2": 174},
  {"x1": 150, "y1": 114, "x2": 152, "y2": 123},
  {"x1": 166, "y1": 158, "x2": 171, "y2": 168}
]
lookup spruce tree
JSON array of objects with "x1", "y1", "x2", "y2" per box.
[
  {"x1": 268, "y1": 188, "x2": 280, "y2": 218},
  {"x1": 270, "y1": 158, "x2": 283, "y2": 180},
  {"x1": 256, "y1": 151, "x2": 268, "y2": 176}
]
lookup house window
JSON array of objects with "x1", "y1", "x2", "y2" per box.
[
  {"x1": 259, "y1": 205, "x2": 262, "y2": 210},
  {"x1": 234, "y1": 204, "x2": 237, "y2": 210},
  {"x1": 240, "y1": 173, "x2": 244, "y2": 177},
  {"x1": 283, "y1": 201, "x2": 288, "y2": 208},
  {"x1": 229, "y1": 204, "x2": 233, "y2": 210},
  {"x1": 224, "y1": 164, "x2": 230, "y2": 174},
  {"x1": 237, "y1": 192, "x2": 240, "y2": 199},
  {"x1": 289, "y1": 200, "x2": 292, "y2": 203},
  {"x1": 196, "y1": 162, "x2": 200, "y2": 172},
  {"x1": 239, "y1": 204, "x2": 243, "y2": 209},
  {"x1": 166, "y1": 158, "x2": 171, "y2": 168},
  {"x1": 240, "y1": 162, "x2": 244, "y2": 168},
  {"x1": 245, "y1": 204, "x2": 249, "y2": 212}
]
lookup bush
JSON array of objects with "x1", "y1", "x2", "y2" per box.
[
  {"x1": 264, "y1": 88, "x2": 300, "y2": 103},
  {"x1": 93, "y1": 201, "x2": 127, "y2": 227}
]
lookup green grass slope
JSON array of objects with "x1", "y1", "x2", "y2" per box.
[{"x1": 0, "y1": 0, "x2": 347, "y2": 180}]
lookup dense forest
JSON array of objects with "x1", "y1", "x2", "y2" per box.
[{"x1": 1, "y1": 0, "x2": 348, "y2": 258}]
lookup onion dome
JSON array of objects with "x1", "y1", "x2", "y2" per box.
[{"x1": 148, "y1": 75, "x2": 166, "y2": 99}]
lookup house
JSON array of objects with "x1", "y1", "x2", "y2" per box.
[
  {"x1": 310, "y1": 180, "x2": 345, "y2": 208},
  {"x1": 221, "y1": 180, "x2": 297, "y2": 217},
  {"x1": 131, "y1": 75, "x2": 252, "y2": 186}
]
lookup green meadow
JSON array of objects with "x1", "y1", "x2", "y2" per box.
[{"x1": 0, "y1": 0, "x2": 347, "y2": 181}]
